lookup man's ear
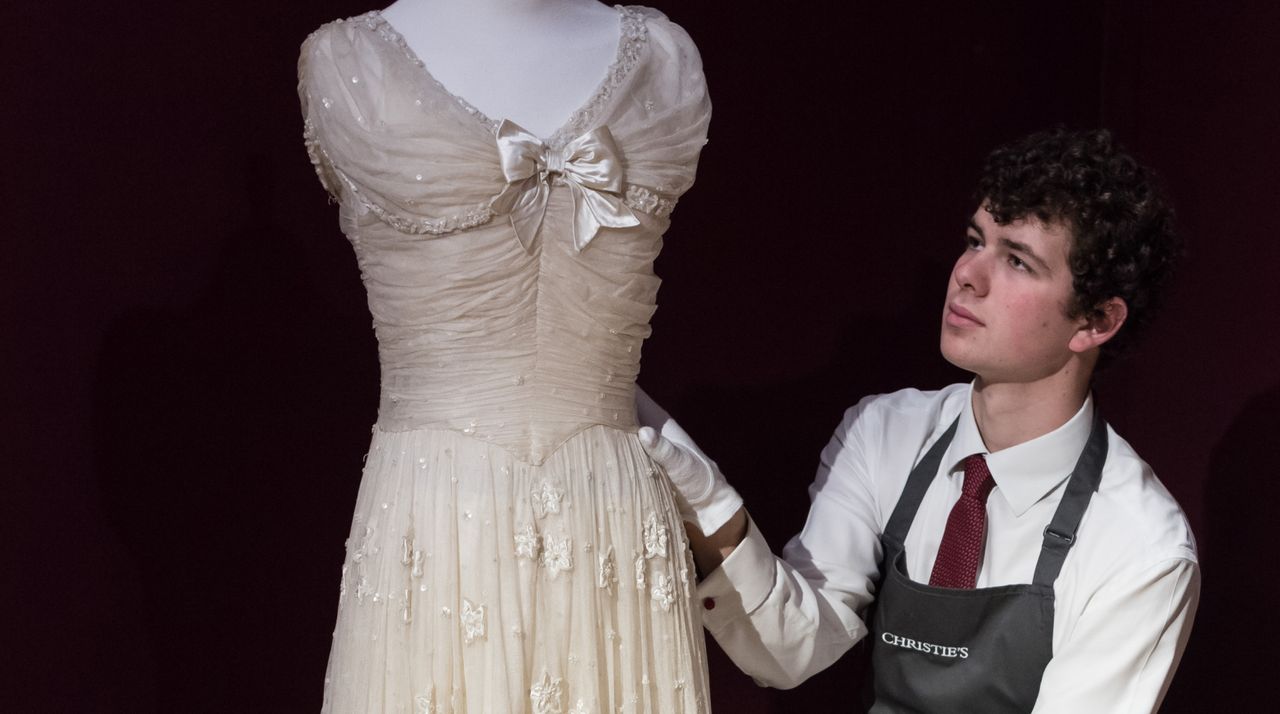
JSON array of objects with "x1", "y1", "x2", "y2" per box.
[{"x1": 1069, "y1": 297, "x2": 1128, "y2": 353}]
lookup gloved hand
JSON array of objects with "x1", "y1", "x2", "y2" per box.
[{"x1": 635, "y1": 386, "x2": 744, "y2": 536}]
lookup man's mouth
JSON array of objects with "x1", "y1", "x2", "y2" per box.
[{"x1": 945, "y1": 303, "x2": 985, "y2": 327}]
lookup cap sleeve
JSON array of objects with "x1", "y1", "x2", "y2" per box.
[
  {"x1": 294, "y1": 17, "x2": 507, "y2": 235},
  {"x1": 610, "y1": 8, "x2": 712, "y2": 212},
  {"x1": 298, "y1": 27, "x2": 344, "y2": 202}
]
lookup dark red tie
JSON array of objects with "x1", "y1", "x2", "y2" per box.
[{"x1": 929, "y1": 454, "x2": 996, "y2": 589}]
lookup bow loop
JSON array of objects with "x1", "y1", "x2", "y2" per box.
[
  {"x1": 492, "y1": 119, "x2": 639, "y2": 252},
  {"x1": 496, "y1": 124, "x2": 546, "y2": 184}
]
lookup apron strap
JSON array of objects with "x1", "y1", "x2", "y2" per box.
[
  {"x1": 883, "y1": 417, "x2": 960, "y2": 545},
  {"x1": 1031, "y1": 409, "x2": 1109, "y2": 586}
]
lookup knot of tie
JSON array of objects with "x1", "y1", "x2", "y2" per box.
[{"x1": 962, "y1": 454, "x2": 996, "y2": 502}]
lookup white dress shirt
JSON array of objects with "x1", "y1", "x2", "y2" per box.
[{"x1": 697, "y1": 383, "x2": 1200, "y2": 713}]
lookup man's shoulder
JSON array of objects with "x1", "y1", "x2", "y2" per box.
[
  {"x1": 840, "y1": 383, "x2": 969, "y2": 433},
  {"x1": 829, "y1": 384, "x2": 969, "y2": 466},
  {"x1": 1083, "y1": 426, "x2": 1199, "y2": 567}
]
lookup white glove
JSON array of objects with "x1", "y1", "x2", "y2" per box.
[{"x1": 635, "y1": 386, "x2": 743, "y2": 536}]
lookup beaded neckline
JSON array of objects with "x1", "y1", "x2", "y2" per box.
[{"x1": 356, "y1": 5, "x2": 650, "y2": 150}]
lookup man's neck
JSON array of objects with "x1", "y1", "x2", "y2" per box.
[{"x1": 971, "y1": 369, "x2": 1090, "y2": 453}]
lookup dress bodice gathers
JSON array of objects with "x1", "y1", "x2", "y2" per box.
[{"x1": 298, "y1": 6, "x2": 711, "y2": 464}]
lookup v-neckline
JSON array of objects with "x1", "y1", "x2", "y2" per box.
[{"x1": 362, "y1": 5, "x2": 648, "y2": 149}]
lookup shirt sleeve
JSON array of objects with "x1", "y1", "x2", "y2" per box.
[
  {"x1": 1032, "y1": 555, "x2": 1200, "y2": 713},
  {"x1": 695, "y1": 400, "x2": 886, "y2": 689}
]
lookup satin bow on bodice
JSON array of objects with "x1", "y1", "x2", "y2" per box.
[{"x1": 491, "y1": 119, "x2": 640, "y2": 252}]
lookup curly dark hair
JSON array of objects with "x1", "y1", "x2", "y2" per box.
[{"x1": 976, "y1": 127, "x2": 1181, "y2": 367}]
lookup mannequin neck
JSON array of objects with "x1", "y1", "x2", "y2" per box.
[
  {"x1": 379, "y1": 0, "x2": 622, "y2": 139},
  {"x1": 383, "y1": 0, "x2": 614, "y2": 30}
]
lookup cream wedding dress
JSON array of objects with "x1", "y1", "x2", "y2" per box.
[{"x1": 298, "y1": 5, "x2": 712, "y2": 713}]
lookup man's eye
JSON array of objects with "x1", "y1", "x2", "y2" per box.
[
  {"x1": 1009, "y1": 255, "x2": 1030, "y2": 271},
  {"x1": 965, "y1": 235, "x2": 981, "y2": 249}
]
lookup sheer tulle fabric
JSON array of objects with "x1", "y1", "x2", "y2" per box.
[
  {"x1": 327, "y1": 426, "x2": 702, "y2": 714},
  {"x1": 298, "y1": 5, "x2": 711, "y2": 713}
]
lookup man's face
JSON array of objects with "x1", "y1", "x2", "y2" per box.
[{"x1": 940, "y1": 205, "x2": 1088, "y2": 384}]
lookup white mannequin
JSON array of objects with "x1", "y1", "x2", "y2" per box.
[{"x1": 380, "y1": 0, "x2": 622, "y2": 139}]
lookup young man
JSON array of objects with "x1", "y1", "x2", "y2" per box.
[{"x1": 638, "y1": 128, "x2": 1199, "y2": 713}]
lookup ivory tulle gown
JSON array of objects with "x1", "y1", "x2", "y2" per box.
[{"x1": 297, "y1": 5, "x2": 713, "y2": 713}]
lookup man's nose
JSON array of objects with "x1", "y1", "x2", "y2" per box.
[{"x1": 954, "y1": 252, "x2": 989, "y2": 295}]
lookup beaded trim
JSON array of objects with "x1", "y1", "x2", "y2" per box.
[
  {"x1": 356, "y1": 5, "x2": 650, "y2": 150},
  {"x1": 348, "y1": 185, "x2": 496, "y2": 235},
  {"x1": 302, "y1": 118, "x2": 340, "y2": 202},
  {"x1": 548, "y1": 6, "x2": 650, "y2": 150},
  {"x1": 624, "y1": 185, "x2": 676, "y2": 219}
]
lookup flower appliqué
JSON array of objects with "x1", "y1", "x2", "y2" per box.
[
  {"x1": 597, "y1": 545, "x2": 618, "y2": 594},
  {"x1": 642, "y1": 511, "x2": 669, "y2": 560},
  {"x1": 542, "y1": 534, "x2": 573, "y2": 579},
  {"x1": 461, "y1": 598, "x2": 486, "y2": 644},
  {"x1": 515, "y1": 524, "x2": 541, "y2": 560},
  {"x1": 569, "y1": 699, "x2": 590, "y2": 714},
  {"x1": 530, "y1": 671, "x2": 564, "y2": 714},
  {"x1": 532, "y1": 480, "x2": 564, "y2": 519},
  {"x1": 650, "y1": 573, "x2": 675, "y2": 612},
  {"x1": 634, "y1": 555, "x2": 646, "y2": 591}
]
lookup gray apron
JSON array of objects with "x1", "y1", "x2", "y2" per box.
[{"x1": 864, "y1": 410, "x2": 1108, "y2": 713}]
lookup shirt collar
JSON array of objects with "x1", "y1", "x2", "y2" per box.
[{"x1": 943, "y1": 382, "x2": 1095, "y2": 517}]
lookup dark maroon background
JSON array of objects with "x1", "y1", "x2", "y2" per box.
[{"x1": 6, "y1": 0, "x2": 1279, "y2": 711}]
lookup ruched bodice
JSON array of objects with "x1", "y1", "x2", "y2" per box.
[
  {"x1": 300, "y1": 5, "x2": 710, "y2": 464},
  {"x1": 349, "y1": 185, "x2": 662, "y2": 464}
]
